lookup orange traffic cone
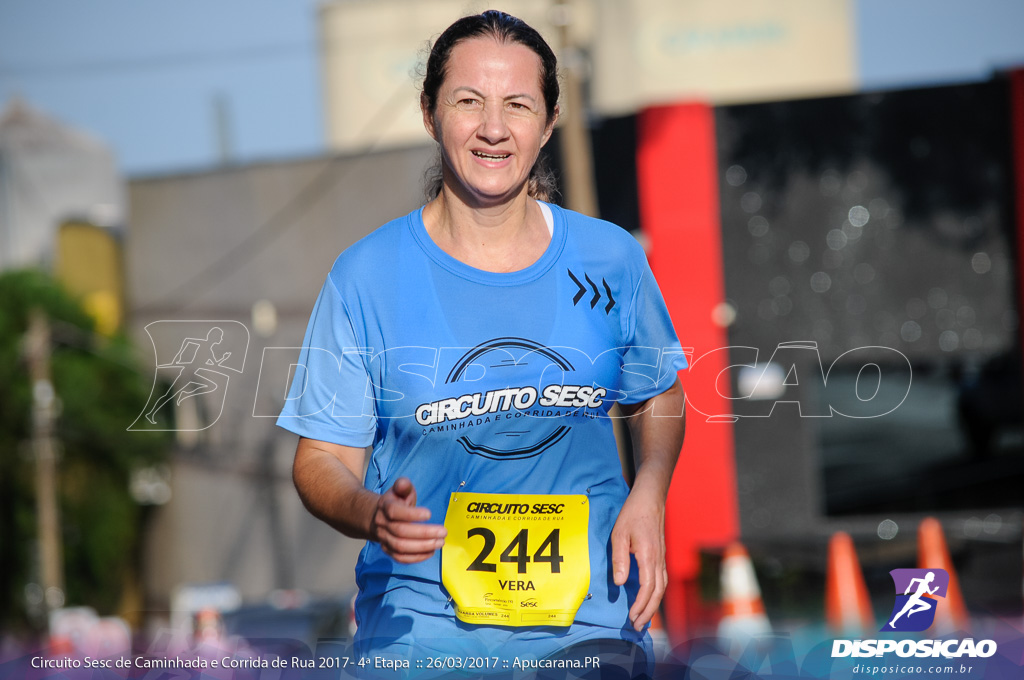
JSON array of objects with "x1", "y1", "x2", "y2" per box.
[
  {"x1": 918, "y1": 517, "x2": 969, "y2": 632},
  {"x1": 49, "y1": 635, "x2": 74, "y2": 656},
  {"x1": 825, "y1": 532, "x2": 875, "y2": 635},
  {"x1": 717, "y1": 542, "x2": 771, "y2": 643}
]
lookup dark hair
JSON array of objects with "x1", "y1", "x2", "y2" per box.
[{"x1": 421, "y1": 9, "x2": 560, "y2": 202}]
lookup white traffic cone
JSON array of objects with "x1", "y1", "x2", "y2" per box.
[{"x1": 717, "y1": 542, "x2": 772, "y2": 644}]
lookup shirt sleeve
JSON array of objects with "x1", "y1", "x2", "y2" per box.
[
  {"x1": 616, "y1": 257, "x2": 689, "y2": 405},
  {"x1": 276, "y1": 274, "x2": 377, "y2": 447}
]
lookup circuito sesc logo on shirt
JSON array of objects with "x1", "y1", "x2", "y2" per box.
[
  {"x1": 416, "y1": 337, "x2": 608, "y2": 461},
  {"x1": 881, "y1": 568, "x2": 950, "y2": 632}
]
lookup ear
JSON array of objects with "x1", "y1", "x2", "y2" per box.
[
  {"x1": 421, "y1": 93, "x2": 438, "y2": 141},
  {"x1": 540, "y1": 104, "x2": 559, "y2": 148}
]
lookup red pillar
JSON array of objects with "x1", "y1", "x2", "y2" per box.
[
  {"x1": 1011, "y1": 70, "x2": 1024, "y2": 365},
  {"x1": 636, "y1": 103, "x2": 740, "y2": 641}
]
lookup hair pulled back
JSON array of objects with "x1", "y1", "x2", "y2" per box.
[{"x1": 422, "y1": 9, "x2": 559, "y2": 202}]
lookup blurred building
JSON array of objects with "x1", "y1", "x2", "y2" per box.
[
  {"x1": 126, "y1": 145, "x2": 434, "y2": 619},
  {"x1": 634, "y1": 75, "x2": 1024, "y2": 633},
  {"x1": 319, "y1": 0, "x2": 857, "y2": 152},
  {"x1": 0, "y1": 99, "x2": 123, "y2": 270}
]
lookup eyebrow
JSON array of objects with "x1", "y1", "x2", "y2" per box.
[{"x1": 453, "y1": 86, "x2": 537, "y2": 103}]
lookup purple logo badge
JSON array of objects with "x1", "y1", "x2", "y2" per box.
[{"x1": 881, "y1": 568, "x2": 949, "y2": 632}]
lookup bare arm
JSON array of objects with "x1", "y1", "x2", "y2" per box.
[
  {"x1": 611, "y1": 378, "x2": 686, "y2": 631},
  {"x1": 292, "y1": 437, "x2": 446, "y2": 563}
]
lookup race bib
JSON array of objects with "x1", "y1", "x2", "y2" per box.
[{"x1": 442, "y1": 492, "x2": 589, "y2": 627}]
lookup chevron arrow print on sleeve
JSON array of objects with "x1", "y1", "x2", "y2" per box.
[{"x1": 567, "y1": 269, "x2": 616, "y2": 314}]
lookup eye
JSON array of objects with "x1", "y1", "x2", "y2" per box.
[{"x1": 456, "y1": 98, "x2": 483, "y2": 110}]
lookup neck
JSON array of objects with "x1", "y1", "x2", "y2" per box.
[{"x1": 422, "y1": 184, "x2": 549, "y2": 273}]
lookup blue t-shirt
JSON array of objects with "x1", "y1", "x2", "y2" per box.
[{"x1": 277, "y1": 202, "x2": 687, "y2": 664}]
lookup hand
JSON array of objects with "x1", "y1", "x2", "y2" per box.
[
  {"x1": 369, "y1": 477, "x2": 447, "y2": 564},
  {"x1": 610, "y1": 487, "x2": 667, "y2": 632}
]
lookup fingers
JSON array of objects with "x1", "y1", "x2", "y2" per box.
[
  {"x1": 611, "y1": 525, "x2": 630, "y2": 587},
  {"x1": 390, "y1": 476, "x2": 417, "y2": 505},
  {"x1": 613, "y1": 507, "x2": 668, "y2": 631},
  {"x1": 628, "y1": 544, "x2": 655, "y2": 629},
  {"x1": 629, "y1": 555, "x2": 667, "y2": 631},
  {"x1": 378, "y1": 532, "x2": 445, "y2": 563},
  {"x1": 381, "y1": 490, "x2": 432, "y2": 523},
  {"x1": 615, "y1": 534, "x2": 667, "y2": 631},
  {"x1": 373, "y1": 478, "x2": 446, "y2": 564},
  {"x1": 373, "y1": 508, "x2": 445, "y2": 562}
]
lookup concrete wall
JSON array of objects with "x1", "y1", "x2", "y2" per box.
[{"x1": 125, "y1": 144, "x2": 435, "y2": 609}]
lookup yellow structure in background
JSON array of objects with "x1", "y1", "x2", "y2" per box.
[{"x1": 56, "y1": 221, "x2": 124, "y2": 336}]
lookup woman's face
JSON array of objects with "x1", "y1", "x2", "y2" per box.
[{"x1": 423, "y1": 37, "x2": 557, "y2": 206}]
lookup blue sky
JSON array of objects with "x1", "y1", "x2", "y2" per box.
[
  {"x1": 856, "y1": 0, "x2": 1024, "y2": 89},
  {"x1": 1, "y1": 0, "x2": 1022, "y2": 178},
  {"x1": 0, "y1": 0, "x2": 323, "y2": 175}
]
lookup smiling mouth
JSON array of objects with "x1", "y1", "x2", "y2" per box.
[{"x1": 472, "y1": 151, "x2": 510, "y2": 161}]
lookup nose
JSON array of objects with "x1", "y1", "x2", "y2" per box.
[{"x1": 478, "y1": 100, "x2": 509, "y2": 143}]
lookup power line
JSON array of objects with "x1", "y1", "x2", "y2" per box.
[
  {"x1": 135, "y1": 83, "x2": 416, "y2": 315},
  {"x1": 0, "y1": 42, "x2": 313, "y2": 79}
]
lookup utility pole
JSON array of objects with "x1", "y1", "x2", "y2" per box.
[
  {"x1": 552, "y1": 0, "x2": 599, "y2": 217},
  {"x1": 26, "y1": 309, "x2": 64, "y2": 614},
  {"x1": 551, "y1": 1, "x2": 640, "y2": 478},
  {"x1": 213, "y1": 93, "x2": 234, "y2": 167}
]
